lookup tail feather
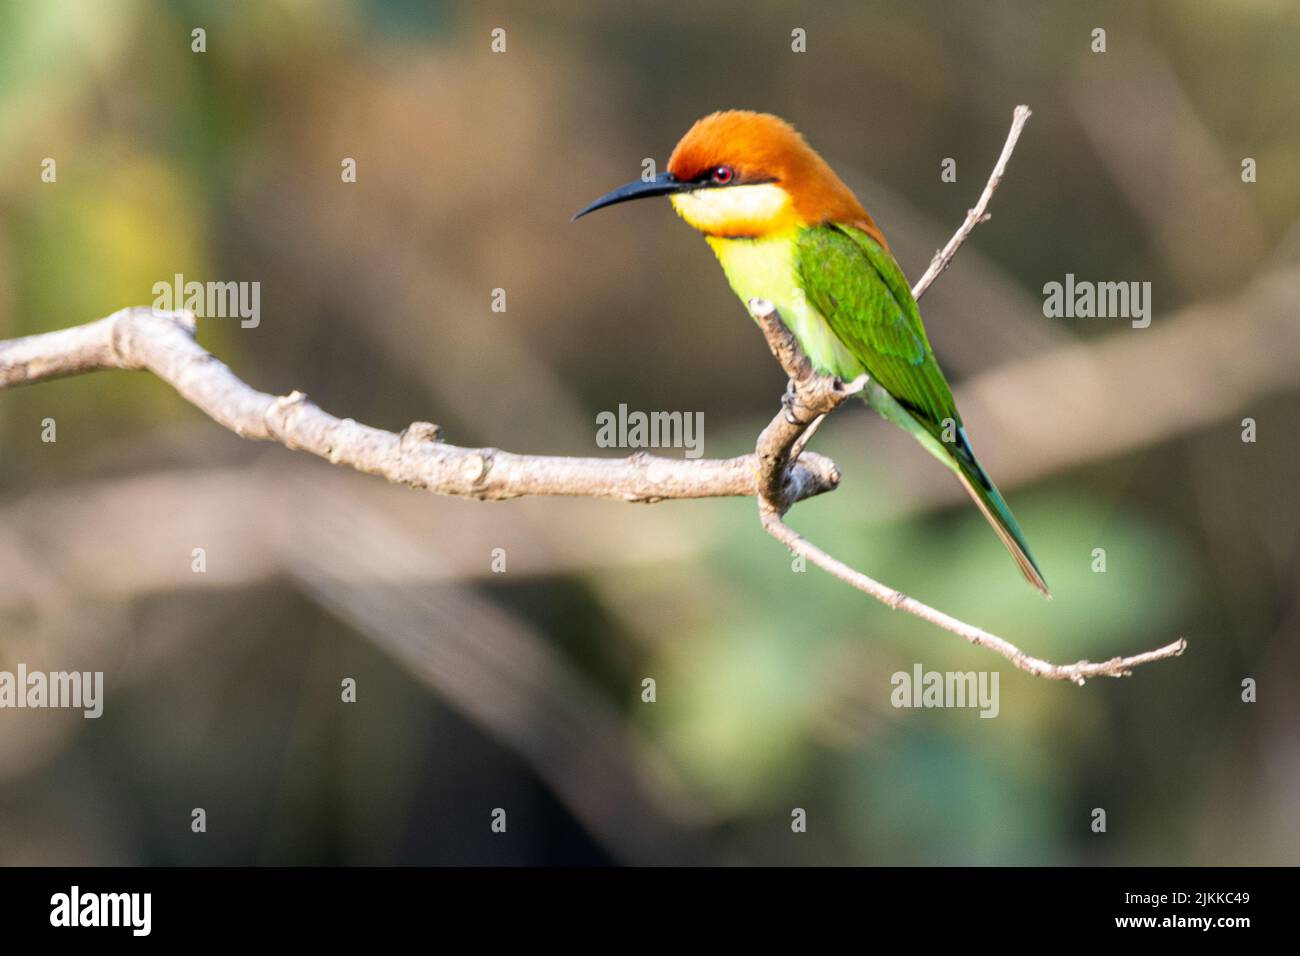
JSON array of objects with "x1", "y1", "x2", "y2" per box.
[
  {"x1": 951, "y1": 438, "x2": 1050, "y2": 597},
  {"x1": 860, "y1": 382, "x2": 1049, "y2": 596}
]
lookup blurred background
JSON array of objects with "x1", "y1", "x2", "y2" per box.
[{"x1": 0, "y1": 0, "x2": 1297, "y2": 865}]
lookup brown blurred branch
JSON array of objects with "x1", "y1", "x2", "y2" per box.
[{"x1": 0, "y1": 107, "x2": 1185, "y2": 682}]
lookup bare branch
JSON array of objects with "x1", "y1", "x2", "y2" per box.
[
  {"x1": 758, "y1": 505, "x2": 1187, "y2": 684},
  {"x1": 0, "y1": 308, "x2": 839, "y2": 506},
  {"x1": 912, "y1": 105, "x2": 1032, "y2": 300}
]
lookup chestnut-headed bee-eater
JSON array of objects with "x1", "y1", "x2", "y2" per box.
[{"x1": 575, "y1": 110, "x2": 1049, "y2": 595}]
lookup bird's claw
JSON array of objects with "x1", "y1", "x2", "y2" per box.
[
  {"x1": 781, "y1": 382, "x2": 805, "y2": 425},
  {"x1": 836, "y1": 373, "x2": 870, "y2": 396}
]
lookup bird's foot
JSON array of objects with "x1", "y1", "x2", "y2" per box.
[
  {"x1": 781, "y1": 380, "x2": 807, "y2": 425},
  {"x1": 835, "y1": 373, "x2": 871, "y2": 397}
]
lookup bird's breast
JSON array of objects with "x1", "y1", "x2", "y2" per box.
[{"x1": 706, "y1": 231, "x2": 866, "y2": 379}]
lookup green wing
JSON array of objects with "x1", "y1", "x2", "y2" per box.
[{"x1": 795, "y1": 223, "x2": 959, "y2": 442}]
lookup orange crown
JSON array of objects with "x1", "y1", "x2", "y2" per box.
[{"x1": 666, "y1": 110, "x2": 887, "y2": 247}]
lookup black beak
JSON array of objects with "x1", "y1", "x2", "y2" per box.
[{"x1": 572, "y1": 172, "x2": 688, "y2": 221}]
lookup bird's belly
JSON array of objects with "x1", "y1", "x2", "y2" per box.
[{"x1": 706, "y1": 234, "x2": 865, "y2": 380}]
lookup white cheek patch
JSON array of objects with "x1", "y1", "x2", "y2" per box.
[{"x1": 670, "y1": 183, "x2": 792, "y2": 235}]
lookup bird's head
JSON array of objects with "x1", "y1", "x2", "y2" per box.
[{"x1": 574, "y1": 110, "x2": 881, "y2": 243}]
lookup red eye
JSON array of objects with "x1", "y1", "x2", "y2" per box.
[{"x1": 712, "y1": 165, "x2": 734, "y2": 184}]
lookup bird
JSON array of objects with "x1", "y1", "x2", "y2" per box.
[{"x1": 574, "y1": 110, "x2": 1048, "y2": 596}]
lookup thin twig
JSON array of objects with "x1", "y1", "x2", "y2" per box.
[
  {"x1": 912, "y1": 105, "x2": 1032, "y2": 300},
  {"x1": 758, "y1": 502, "x2": 1186, "y2": 684}
]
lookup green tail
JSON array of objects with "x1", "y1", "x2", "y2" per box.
[
  {"x1": 949, "y1": 440, "x2": 1050, "y2": 597},
  {"x1": 862, "y1": 381, "x2": 1050, "y2": 597}
]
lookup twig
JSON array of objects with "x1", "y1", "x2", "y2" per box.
[
  {"x1": 759, "y1": 505, "x2": 1186, "y2": 683},
  {"x1": 912, "y1": 104, "x2": 1031, "y2": 300}
]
